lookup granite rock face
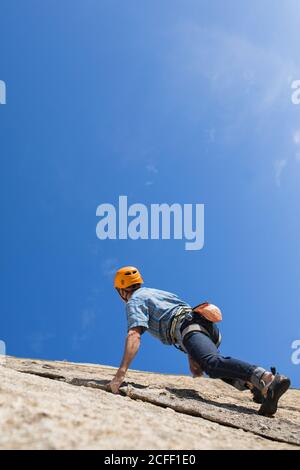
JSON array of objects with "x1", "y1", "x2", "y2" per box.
[{"x1": 0, "y1": 356, "x2": 299, "y2": 450}]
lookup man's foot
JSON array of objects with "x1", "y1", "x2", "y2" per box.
[
  {"x1": 250, "y1": 367, "x2": 277, "y2": 404},
  {"x1": 251, "y1": 387, "x2": 264, "y2": 404},
  {"x1": 258, "y1": 374, "x2": 291, "y2": 417}
]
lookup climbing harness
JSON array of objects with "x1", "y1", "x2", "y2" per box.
[{"x1": 168, "y1": 306, "x2": 222, "y2": 353}]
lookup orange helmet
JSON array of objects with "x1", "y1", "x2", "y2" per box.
[{"x1": 114, "y1": 266, "x2": 144, "y2": 289}]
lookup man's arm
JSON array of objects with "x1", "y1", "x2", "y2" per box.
[{"x1": 108, "y1": 327, "x2": 142, "y2": 394}]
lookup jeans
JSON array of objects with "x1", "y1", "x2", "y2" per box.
[{"x1": 182, "y1": 321, "x2": 256, "y2": 383}]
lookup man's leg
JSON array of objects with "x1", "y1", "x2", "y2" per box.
[
  {"x1": 183, "y1": 331, "x2": 291, "y2": 416},
  {"x1": 183, "y1": 331, "x2": 257, "y2": 383}
]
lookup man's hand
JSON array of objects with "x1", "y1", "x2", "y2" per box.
[
  {"x1": 188, "y1": 355, "x2": 203, "y2": 378},
  {"x1": 108, "y1": 327, "x2": 142, "y2": 394},
  {"x1": 107, "y1": 370, "x2": 126, "y2": 394}
]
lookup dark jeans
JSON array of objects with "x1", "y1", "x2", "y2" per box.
[{"x1": 181, "y1": 319, "x2": 256, "y2": 383}]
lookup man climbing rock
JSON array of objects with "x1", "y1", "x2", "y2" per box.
[{"x1": 108, "y1": 266, "x2": 291, "y2": 417}]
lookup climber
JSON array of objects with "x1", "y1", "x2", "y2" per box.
[{"x1": 107, "y1": 266, "x2": 291, "y2": 417}]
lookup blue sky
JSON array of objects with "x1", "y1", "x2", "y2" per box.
[{"x1": 1, "y1": 0, "x2": 300, "y2": 387}]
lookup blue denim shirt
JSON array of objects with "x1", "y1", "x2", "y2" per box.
[{"x1": 125, "y1": 287, "x2": 191, "y2": 344}]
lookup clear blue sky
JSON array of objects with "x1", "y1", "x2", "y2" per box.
[{"x1": 1, "y1": 0, "x2": 300, "y2": 387}]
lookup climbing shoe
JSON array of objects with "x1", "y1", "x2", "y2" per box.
[
  {"x1": 251, "y1": 367, "x2": 277, "y2": 404},
  {"x1": 258, "y1": 374, "x2": 291, "y2": 417},
  {"x1": 251, "y1": 387, "x2": 264, "y2": 404}
]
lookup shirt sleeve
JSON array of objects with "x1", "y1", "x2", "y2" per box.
[{"x1": 126, "y1": 300, "x2": 149, "y2": 333}]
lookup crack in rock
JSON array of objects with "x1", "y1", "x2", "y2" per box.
[{"x1": 12, "y1": 366, "x2": 300, "y2": 447}]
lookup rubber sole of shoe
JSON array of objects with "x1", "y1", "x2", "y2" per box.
[{"x1": 258, "y1": 377, "x2": 291, "y2": 417}]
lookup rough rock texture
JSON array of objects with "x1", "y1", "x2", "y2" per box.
[{"x1": 0, "y1": 356, "x2": 299, "y2": 450}]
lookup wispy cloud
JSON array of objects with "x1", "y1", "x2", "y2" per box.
[
  {"x1": 145, "y1": 163, "x2": 158, "y2": 187},
  {"x1": 206, "y1": 128, "x2": 216, "y2": 143},
  {"x1": 28, "y1": 332, "x2": 54, "y2": 354},
  {"x1": 274, "y1": 159, "x2": 287, "y2": 187},
  {"x1": 292, "y1": 130, "x2": 300, "y2": 160},
  {"x1": 293, "y1": 130, "x2": 300, "y2": 145},
  {"x1": 81, "y1": 309, "x2": 96, "y2": 329},
  {"x1": 167, "y1": 24, "x2": 298, "y2": 124},
  {"x1": 167, "y1": 23, "x2": 300, "y2": 184},
  {"x1": 72, "y1": 258, "x2": 118, "y2": 349},
  {"x1": 72, "y1": 258, "x2": 117, "y2": 350},
  {"x1": 146, "y1": 163, "x2": 158, "y2": 174},
  {"x1": 72, "y1": 308, "x2": 97, "y2": 349},
  {"x1": 101, "y1": 257, "x2": 119, "y2": 278},
  {"x1": 272, "y1": 130, "x2": 300, "y2": 186}
]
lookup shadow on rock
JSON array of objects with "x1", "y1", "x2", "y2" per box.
[{"x1": 166, "y1": 387, "x2": 258, "y2": 416}]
